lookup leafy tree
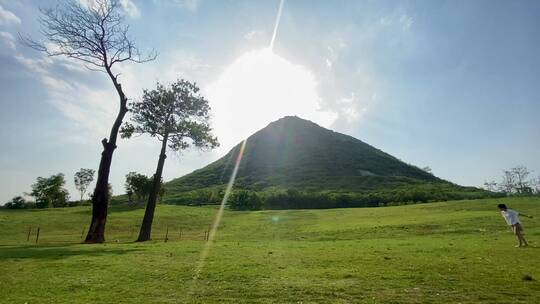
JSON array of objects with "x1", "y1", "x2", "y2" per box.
[
  {"x1": 30, "y1": 174, "x2": 70, "y2": 208},
  {"x1": 228, "y1": 190, "x2": 262, "y2": 210},
  {"x1": 21, "y1": 0, "x2": 156, "y2": 243},
  {"x1": 124, "y1": 172, "x2": 152, "y2": 202},
  {"x1": 5, "y1": 196, "x2": 28, "y2": 209},
  {"x1": 74, "y1": 168, "x2": 95, "y2": 202},
  {"x1": 121, "y1": 80, "x2": 219, "y2": 241}
]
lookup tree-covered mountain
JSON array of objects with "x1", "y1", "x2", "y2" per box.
[{"x1": 164, "y1": 116, "x2": 492, "y2": 207}]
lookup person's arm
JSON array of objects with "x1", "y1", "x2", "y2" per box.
[{"x1": 519, "y1": 212, "x2": 533, "y2": 218}]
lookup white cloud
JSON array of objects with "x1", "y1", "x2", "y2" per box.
[
  {"x1": 13, "y1": 45, "x2": 217, "y2": 143},
  {"x1": 336, "y1": 92, "x2": 369, "y2": 123},
  {"x1": 0, "y1": 31, "x2": 15, "y2": 49},
  {"x1": 0, "y1": 4, "x2": 21, "y2": 25},
  {"x1": 324, "y1": 39, "x2": 347, "y2": 70},
  {"x1": 399, "y1": 14, "x2": 414, "y2": 30},
  {"x1": 15, "y1": 53, "x2": 116, "y2": 141},
  {"x1": 14, "y1": 54, "x2": 52, "y2": 74},
  {"x1": 380, "y1": 13, "x2": 414, "y2": 30},
  {"x1": 120, "y1": 0, "x2": 140, "y2": 18},
  {"x1": 114, "y1": 50, "x2": 214, "y2": 100},
  {"x1": 79, "y1": 0, "x2": 140, "y2": 18},
  {"x1": 244, "y1": 29, "x2": 265, "y2": 41},
  {"x1": 153, "y1": 0, "x2": 201, "y2": 11},
  {"x1": 379, "y1": 17, "x2": 391, "y2": 26},
  {"x1": 325, "y1": 58, "x2": 332, "y2": 69}
]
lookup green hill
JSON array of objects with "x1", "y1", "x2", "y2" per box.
[{"x1": 165, "y1": 116, "x2": 492, "y2": 207}]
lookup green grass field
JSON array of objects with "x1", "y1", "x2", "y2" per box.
[{"x1": 1, "y1": 197, "x2": 539, "y2": 303}]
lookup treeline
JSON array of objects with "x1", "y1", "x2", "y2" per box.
[
  {"x1": 227, "y1": 187, "x2": 500, "y2": 210},
  {"x1": 160, "y1": 182, "x2": 499, "y2": 211},
  {"x1": 3, "y1": 170, "x2": 166, "y2": 209},
  {"x1": 3, "y1": 169, "x2": 110, "y2": 209}
]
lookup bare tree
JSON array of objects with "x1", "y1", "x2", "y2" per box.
[
  {"x1": 21, "y1": 0, "x2": 156, "y2": 243},
  {"x1": 483, "y1": 180, "x2": 498, "y2": 192},
  {"x1": 511, "y1": 165, "x2": 531, "y2": 194},
  {"x1": 498, "y1": 170, "x2": 516, "y2": 194},
  {"x1": 497, "y1": 166, "x2": 535, "y2": 195}
]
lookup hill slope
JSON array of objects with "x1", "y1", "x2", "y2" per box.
[{"x1": 165, "y1": 116, "x2": 489, "y2": 206}]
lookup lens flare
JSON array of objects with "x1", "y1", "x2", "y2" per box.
[
  {"x1": 190, "y1": 0, "x2": 285, "y2": 295},
  {"x1": 190, "y1": 139, "x2": 247, "y2": 286},
  {"x1": 270, "y1": 0, "x2": 285, "y2": 51}
]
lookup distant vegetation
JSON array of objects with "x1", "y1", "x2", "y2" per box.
[
  {"x1": 30, "y1": 173, "x2": 70, "y2": 208},
  {"x1": 74, "y1": 168, "x2": 95, "y2": 203},
  {"x1": 124, "y1": 172, "x2": 153, "y2": 203},
  {"x1": 483, "y1": 165, "x2": 539, "y2": 195},
  {"x1": 171, "y1": 184, "x2": 500, "y2": 211}
]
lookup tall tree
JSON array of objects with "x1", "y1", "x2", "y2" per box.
[
  {"x1": 21, "y1": 0, "x2": 156, "y2": 243},
  {"x1": 121, "y1": 80, "x2": 219, "y2": 241},
  {"x1": 30, "y1": 173, "x2": 70, "y2": 208},
  {"x1": 74, "y1": 168, "x2": 95, "y2": 202}
]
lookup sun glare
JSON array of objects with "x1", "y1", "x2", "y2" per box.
[{"x1": 205, "y1": 48, "x2": 337, "y2": 153}]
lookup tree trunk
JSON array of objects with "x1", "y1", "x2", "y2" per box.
[
  {"x1": 137, "y1": 132, "x2": 169, "y2": 242},
  {"x1": 84, "y1": 70, "x2": 127, "y2": 244}
]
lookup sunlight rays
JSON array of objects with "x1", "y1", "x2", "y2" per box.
[
  {"x1": 270, "y1": 0, "x2": 285, "y2": 51},
  {"x1": 190, "y1": 139, "x2": 247, "y2": 289}
]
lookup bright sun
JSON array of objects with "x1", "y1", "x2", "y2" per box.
[{"x1": 205, "y1": 48, "x2": 337, "y2": 153}]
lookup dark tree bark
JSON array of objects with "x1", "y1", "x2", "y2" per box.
[
  {"x1": 85, "y1": 70, "x2": 127, "y2": 243},
  {"x1": 136, "y1": 132, "x2": 169, "y2": 242},
  {"x1": 121, "y1": 80, "x2": 218, "y2": 242}
]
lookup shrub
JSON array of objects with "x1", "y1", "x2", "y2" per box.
[{"x1": 5, "y1": 196, "x2": 32, "y2": 209}]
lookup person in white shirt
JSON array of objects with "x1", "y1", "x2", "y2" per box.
[{"x1": 498, "y1": 203, "x2": 532, "y2": 247}]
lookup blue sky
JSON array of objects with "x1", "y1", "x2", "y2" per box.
[{"x1": 1, "y1": 0, "x2": 539, "y2": 203}]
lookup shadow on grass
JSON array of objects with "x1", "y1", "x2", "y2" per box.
[{"x1": 0, "y1": 243, "x2": 142, "y2": 261}]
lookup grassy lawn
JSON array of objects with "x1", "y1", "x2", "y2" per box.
[{"x1": 1, "y1": 197, "x2": 539, "y2": 303}]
